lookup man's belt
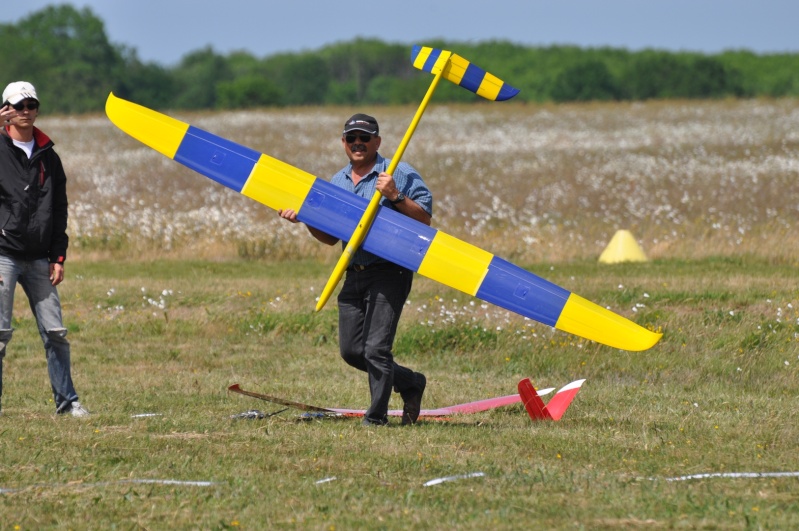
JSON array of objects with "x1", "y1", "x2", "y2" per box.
[{"x1": 347, "y1": 262, "x2": 403, "y2": 273}]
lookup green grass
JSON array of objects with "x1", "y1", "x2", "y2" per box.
[{"x1": 1, "y1": 257, "x2": 798, "y2": 529}]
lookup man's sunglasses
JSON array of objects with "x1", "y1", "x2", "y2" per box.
[
  {"x1": 9, "y1": 101, "x2": 39, "y2": 111},
  {"x1": 344, "y1": 133, "x2": 373, "y2": 144}
]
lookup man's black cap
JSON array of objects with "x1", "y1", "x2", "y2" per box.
[{"x1": 343, "y1": 113, "x2": 379, "y2": 135}]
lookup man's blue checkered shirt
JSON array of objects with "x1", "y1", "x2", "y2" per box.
[{"x1": 329, "y1": 153, "x2": 433, "y2": 267}]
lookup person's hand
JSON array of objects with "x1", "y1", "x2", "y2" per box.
[
  {"x1": 50, "y1": 262, "x2": 64, "y2": 286},
  {"x1": 376, "y1": 172, "x2": 400, "y2": 202},
  {"x1": 278, "y1": 208, "x2": 299, "y2": 223},
  {"x1": 1, "y1": 104, "x2": 16, "y2": 124}
]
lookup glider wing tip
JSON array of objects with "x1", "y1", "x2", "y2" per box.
[
  {"x1": 595, "y1": 327, "x2": 663, "y2": 352},
  {"x1": 637, "y1": 331, "x2": 664, "y2": 351},
  {"x1": 104, "y1": 92, "x2": 117, "y2": 114}
]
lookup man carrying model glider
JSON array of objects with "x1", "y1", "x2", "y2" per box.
[{"x1": 279, "y1": 113, "x2": 431, "y2": 426}]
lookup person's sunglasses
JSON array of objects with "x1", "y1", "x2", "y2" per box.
[
  {"x1": 345, "y1": 133, "x2": 373, "y2": 144},
  {"x1": 11, "y1": 101, "x2": 39, "y2": 111}
]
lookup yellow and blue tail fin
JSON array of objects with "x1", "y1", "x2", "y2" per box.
[{"x1": 411, "y1": 45, "x2": 520, "y2": 101}]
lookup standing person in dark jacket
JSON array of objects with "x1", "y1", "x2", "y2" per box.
[{"x1": 0, "y1": 81, "x2": 89, "y2": 417}]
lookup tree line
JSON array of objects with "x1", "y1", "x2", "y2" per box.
[{"x1": 2, "y1": 5, "x2": 798, "y2": 114}]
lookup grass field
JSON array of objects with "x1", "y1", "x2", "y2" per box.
[{"x1": 1, "y1": 100, "x2": 798, "y2": 528}]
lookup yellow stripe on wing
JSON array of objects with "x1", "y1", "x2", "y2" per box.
[
  {"x1": 418, "y1": 232, "x2": 493, "y2": 296},
  {"x1": 241, "y1": 153, "x2": 316, "y2": 213},
  {"x1": 441, "y1": 54, "x2": 466, "y2": 85},
  {"x1": 105, "y1": 92, "x2": 188, "y2": 159},
  {"x1": 430, "y1": 52, "x2": 453, "y2": 75},
  {"x1": 556, "y1": 293, "x2": 662, "y2": 351},
  {"x1": 475, "y1": 72, "x2": 504, "y2": 101},
  {"x1": 445, "y1": 54, "x2": 503, "y2": 101},
  {"x1": 411, "y1": 46, "x2": 434, "y2": 71}
]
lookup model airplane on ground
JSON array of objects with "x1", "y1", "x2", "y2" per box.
[{"x1": 229, "y1": 378, "x2": 584, "y2": 422}]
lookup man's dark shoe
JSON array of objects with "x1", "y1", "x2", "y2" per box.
[{"x1": 401, "y1": 373, "x2": 426, "y2": 425}]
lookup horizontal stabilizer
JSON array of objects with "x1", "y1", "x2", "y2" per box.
[
  {"x1": 411, "y1": 45, "x2": 520, "y2": 101},
  {"x1": 518, "y1": 378, "x2": 585, "y2": 421}
]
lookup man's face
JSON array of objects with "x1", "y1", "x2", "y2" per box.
[
  {"x1": 342, "y1": 130, "x2": 380, "y2": 164},
  {"x1": 7, "y1": 98, "x2": 39, "y2": 128}
]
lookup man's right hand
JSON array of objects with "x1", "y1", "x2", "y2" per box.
[
  {"x1": 1, "y1": 104, "x2": 15, "y2": 124},
  {"x1": 279, "y1": 207, "x2": 339, "y2": 245},
  {"x1": 278, "y1": 208, "x2": 299, "y2": 223}
]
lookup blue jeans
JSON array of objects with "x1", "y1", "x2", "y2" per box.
[
  {"x1": 338, "y1": 264, "x2": 418, "y2": 424},
  {"x1": 0, "y1": 255, "x2": 78, "y2": 412}
]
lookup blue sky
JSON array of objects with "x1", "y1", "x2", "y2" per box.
[{"x1": 4, "y1": 1, "x2": 798, "y2": 66}]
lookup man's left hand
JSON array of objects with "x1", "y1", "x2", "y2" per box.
[{"x1": 376, "y1": 172, "x2": 400, "y2": 202}]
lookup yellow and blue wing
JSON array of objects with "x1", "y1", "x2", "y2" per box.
[
  {"x1": 410, "y1": 45, "x2": 520, "y2": 101},
  {"x1": 105, "y1": 93, "x2": 660, "y2": 351}
]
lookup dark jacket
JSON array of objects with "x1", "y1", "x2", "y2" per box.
[{"x1": 0, "y1": 126, "x2": 69, "y2": 263}]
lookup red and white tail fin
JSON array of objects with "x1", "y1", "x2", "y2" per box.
[
  {"x1": 518, "y1": 378, "x2": 548, "y2": 420},
  {"x1": 542, "y1": 379, "x2": 585, "y2": 420},
  {"x1": 517, "y1": 378, "x2": 585, "y2": 421}
]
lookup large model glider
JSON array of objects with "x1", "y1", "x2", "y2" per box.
[
  {"x1": 228, "y1": 379, "x2": 582, "y2": 421},
  {"x1": 315, "y1": 45, "x2": 520, "y2": 310},
  {"x1": 104, "y1": 91, "x2": 660, "y2": 351}
]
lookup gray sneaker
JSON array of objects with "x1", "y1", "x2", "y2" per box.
[{"x1": 70, "y1": 401, "x2": 90, "y2": 417}]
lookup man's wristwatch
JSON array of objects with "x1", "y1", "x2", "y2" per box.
[{"x1": 391, "y1": 192, "x2": 406, "y2": 204}]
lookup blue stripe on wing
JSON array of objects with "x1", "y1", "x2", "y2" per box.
[
  {"x1": 365, "y1": 208, "x2": 436, "y2": 271},
  {"x1": 477, "y1": 257, "x2": 569, "y2": 327},
  {"x1": 298, "y1": 179, "x2": 436, "y2": 272},
  {"x1": 174, "y1": 126, "x2": 260, "y2": 192}
]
